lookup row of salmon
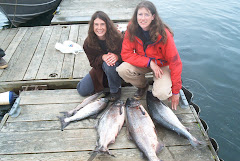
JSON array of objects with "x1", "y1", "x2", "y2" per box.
[{"x1": 58, "y1": 91, "x2": 204, "y2": 161}]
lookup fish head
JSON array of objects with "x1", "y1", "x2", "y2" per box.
[
  {"x1": 99, "y1": 98, "x2": 109, "y2": 103},
  {"x1": 147, "y1": 91, "x2": 159, "y2": 102},
  {"x1": 114, "y1": 100, "x2": 124, "y2": 106},
  {"x1": 125, "y1": 98, "x2": 141, "y2": 108}
]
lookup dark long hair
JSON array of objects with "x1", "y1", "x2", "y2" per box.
[
  {"x1": 128, "y1": 1, "x2": 173, "y2": 43},
  {"x1": 85, "y1": 11, "x2": 122, "y2": 51}
]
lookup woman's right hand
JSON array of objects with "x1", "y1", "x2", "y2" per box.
[{"x1": 150, "y1": 60, "x2": 163, "y2": 78}]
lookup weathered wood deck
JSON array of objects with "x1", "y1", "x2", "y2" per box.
[
  {"x1": 0, "y1": 24, "x2": 91, "y2": 92},
  {"x1": 51, "y1": 0, "x2": 143, "y2": 25},
  {"x1": 0, "y1": 87, "x2": 219, "y2": 160}
]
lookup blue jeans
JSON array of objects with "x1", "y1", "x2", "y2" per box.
[{"x1": 77, "y1": 62, "x2": 121, "y2": 96}]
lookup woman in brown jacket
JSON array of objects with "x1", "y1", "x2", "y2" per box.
[{"x1": 77, "y1": 11, "x2": 123, "y2": 101}]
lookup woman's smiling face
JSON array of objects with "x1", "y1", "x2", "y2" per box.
[
  {"x1": 93, "y1": 18, "x2": 107, "y2": 40},
  {"x1": 137, "y1": 7, "x2": 155, "y2": 31}
]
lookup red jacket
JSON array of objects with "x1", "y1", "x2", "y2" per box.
[{"x1": 121, "y1": 28, "x2": 182, "y2": 94}]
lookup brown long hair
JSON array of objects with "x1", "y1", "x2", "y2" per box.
[
  {"x1": 128, "y1": 1, "x2": 173, "y2": 43},
  {"x1": 85, "y1": 11, "x2": 122, "y2": 51}
]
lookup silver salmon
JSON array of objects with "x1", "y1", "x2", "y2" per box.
[
  {"x1": 58, "y1": 98, "x2": 108, "y2": 131},
  {"x1": 126, "y1": 98, "x2": 164, "y2": 161},
  {"x1": 147, "y1": 91, "x2": 203, "y2": 147},
  {"x1": 60, "y1": 91, "x2": 104, "y2": 117},
  {"x1": 88, "y1": 100, "x2": 125, "y2": 161}
]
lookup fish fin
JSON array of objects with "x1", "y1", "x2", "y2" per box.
[
  {"x1": 176, "y1": 115, "x2": 183, "y2": 122},
  {"x1": 156, "y1": 142, "x2": 165, "y2": 154},
  {"x1": 139, "y1": 151, "x2": 147, "y2": 159},
  {"x1": 89, "y1": 113, "x2": 99, "y2": 119},
  {"x1": 57, "y1": 116, "x2": 70, "y2": 131},
  {"x1": 87, "y1": 151, "x2": 98, "y2": 161},
  {"x1": 59, "y1": 111, "x2": 72, "y2": 117},
  {"x1": 119, "y1": 105, "x2": 123, "y2": 115},
  {"x1": 139, "y1": 105, "x2": 146, "y2": 115}
]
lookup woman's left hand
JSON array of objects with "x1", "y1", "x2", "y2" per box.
[{"x1": 104, "y1": 52, "x2": 118, "y2": 66}]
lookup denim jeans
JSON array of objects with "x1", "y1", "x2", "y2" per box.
[{"x1": 77, "y1": 62, "x2": 121, "y2": 96}]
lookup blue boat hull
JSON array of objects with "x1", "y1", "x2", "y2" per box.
[{"x1": 0, "y1": 0, "x2": 62, "y2": 27}]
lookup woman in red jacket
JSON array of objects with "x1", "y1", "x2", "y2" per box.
[
  {"x1": 116, "y1": 1, "x2": 182, "y2": 110},
  {"x1": 77, "y1": 11, "x2": 123, "y2": 101}
]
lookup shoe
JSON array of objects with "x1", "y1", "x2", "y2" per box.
[
  {"x1": 134, "y1": 83, "x2": 149, "y2": 100},
  {"x1": 109, "y1": 88, "x2": 121, "y2": 102},
  {"x1": 0, "y1": 57, "x2": 8, "y2": 69}
]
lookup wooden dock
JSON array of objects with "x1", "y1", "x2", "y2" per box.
[
  {"x1": 0, "y1": 24, "x2": 91, "y2": 93},
  {"x1": 0, "y1": 0, "x2": 220, "y2": 160},
  {"x1": 0, "y1": 87, "x2": 219, "y2": 160},
  {"x1": 51, "y1": 0, "x2": 143, "y2": 25}
]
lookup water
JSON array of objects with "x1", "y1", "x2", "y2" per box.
[
  {"x1": 0, "y1": 0, "x2": 240, "y2": 160},
  {"x1": 151, "y1": 0, "x2": 240, "y2": 160}
]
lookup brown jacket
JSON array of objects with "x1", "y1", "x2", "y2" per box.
[{"x1": 83, "y1": 38, "x2": 123, "y2": 92}]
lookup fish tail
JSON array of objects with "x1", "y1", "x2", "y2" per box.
[
  {"x1": 189, "y1": 136, "x2": 206, "y2": 148},
  {"x1": 98, "y1": 146, "x2": 115, "y2": 157},
  {"x1": 87, "y1": 151, "x2": 98, "y2": 161},
  {"x1": 88, "y1": 146, "x2": 114, "y2": 161},
  {"x1": 156, "y1": 142, "x2": 165, "y2": 154},
  {"x1": 57, "y1": 116, "x2": 70, "y2": 131},
  {"x1": 59, "y1": 111, "x2": 72, "y2": 117}
]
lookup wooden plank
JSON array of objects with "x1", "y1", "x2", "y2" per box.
[
  {"x1": 72, "y1": 52, "x2": 90, "y2": 78},
  {"x1": 19, "y1": 89, "x2": 83, "y2": 105},
  {"x1": 166, "y1": 145, "x2": 215, "y2": 161},
  {"x1": 0, "y1": 29, "x2": 10, "y2": 46},
  {"x1": 0, "y1": 128, "x2": 135, "y2": 154},
  {"x1": 0, "y1": 28, "x2": 18, "y2": 50},
  {"x1": 0, "y1": 27, "x2": 33, "y2": 81},
  {"x1": 0, "y1": 149, "x2": 147, "y2": 161},
  {"x1": 0, "y1": 27, "x2": 27, "y2": 77},
  {"x1": 60, "y1": 25, "x2": 79, "y2": 78},
  {"x1": 7, "y1": 27, "x2": 45, "y2": 81},
  {"x1": 0, "y1": 145, "x2": 215, "y2": 161},
  {"x1": 51, "y1": 0, "x2": 142, "y2": 25},
  {"x1": 0, "y1": 79, "x2": 80, "y2": 93},
  {"x1": 23, "y1": 26, "x2": 54, "y2": 80},
  {"x1": 73, "y1": 24, "x2": 91, "y2": 78},
  {"x1": 36, "y1": 25, "x2": 65, "y2": 80},
  {"x1": 7, "y1": 103, "x2": 81, "y2": 122},
  {"x1": 49, "y1": 25, "x2": 71, "y2": 79},
  {"x1": 1, "y1": 119, "x2": 96, "y2": 132},
  {"x1": 2, "y1": 27, "x2": 27, "y2": 63}
]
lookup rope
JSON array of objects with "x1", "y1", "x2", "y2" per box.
[{"x1": 10, "y1": 0, "x2": 18, "y2": 28}]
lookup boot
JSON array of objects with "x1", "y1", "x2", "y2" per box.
[
  {"x1": 109, "y1": 88, "x2": 121, "y2": 102},
  {"x1": 0, "y1": 57, "x2": 8, "y2": 69},
  {"x1": 134, "y1": 83, "x2": 149, "y2": 100}
]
